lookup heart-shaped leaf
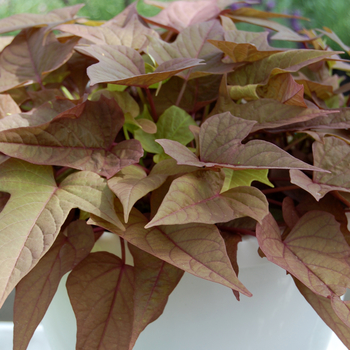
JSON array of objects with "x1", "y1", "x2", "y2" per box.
[
  {"x1": 0, "y1": 27, "x2": 78, "y2": 92},
  {"x1": 256, "y1": 211, "x2": 350, "y2": 298},
  {"x1": 0, "y1": 158, "x2": 123, "y2": 307},
  {"x1": 67, "y1": 252, "x2": 135, "y2": 350},
  {"x1": 13, "y1": 220, "x2": 95, "y2": 350}
]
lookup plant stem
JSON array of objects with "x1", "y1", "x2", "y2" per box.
[
  {"x1": 333, "y1": 191, "x2": 350, "y2": 207},
  {"x1": 262, "y1": 185, "x2": 300, "y2": 194},
  {"x1": 217, "y1": 225, "x2": 256, "y2": 236},
  {"x1": 175, "y1": 79, "x2": 188, "y2": 106},
  {"x1": 283, "y1": 134, "x2": 308, "y2": 151}
]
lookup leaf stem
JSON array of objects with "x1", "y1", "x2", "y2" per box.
[
  {"x1": 145, "y1": 87, "x2": 158, "y2": 121},
  {"x1": 123, "y1": 125, "x2": 130, "y2": 140},
  {"x1": 120, "y1": 237, "x2": 126, "y2": 264},
  {"x1": 175, "y1": 79, "x2": 188, "y2": 106},
  {"x1": 332, "y1": 191, "x2": 350, "y2": 207},
  {"x1": 283, "y1": 134, "x2": 308, "y2": 151}
]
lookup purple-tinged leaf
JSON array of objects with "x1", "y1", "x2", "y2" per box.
[
  {"x1": 0, "y1": 158, "x2": 123, "y2": 307},
  {"x1": 0, "y1": 28, "x2": 79, "y2": 92},
  {"x1": 0, "y1": 94, "x2": 21, "y2": 118},
  {"x1": 108, "y1": 165, "x2": 167, "y2": 223},
  {"x1": 220, "y1": 99, "x2": 330, "y2": 131},
  {"x1": 291, "y1": 137, "x2": 350, "y2": 200},
  {"x1": 0, "y1": 96, "x2": 143, "y2": 178},
  {"x1": 13, "y1": 220, "x2": 94, "y2": 350},
  {"x1": 256, "y1": 211, "x2": 350, "y2": 298},
  {"x1": 143, "y1": 1, "x2": 221, "y2": 32},
  {"x1": 88, "y1": 203, "x2": 252, "y2": 296},
  {"x1": 145, "y1": 169, "x2": 268, "y2": 227},
  {"x1": 76, "y1": 44, "x2": 203, "y2": 87},
  {"x1": 67, "y1": 252, "x2": 135, "y2": 350},
  {"x1": 157, "y1": 112, "x2": 324, "y2": 171},
  {"x1": 0, "y1": 4, "x2": 84, "y2": 34},
  {"x1": 228, "y1": 50, "x2": 339, "y2": 86},
  {"x1": 332, "y1": 295, "x2": 350, "y2": 328},
  {"x1": 282, "y1": 197, "x2": 300, "y2": 230},
  {"x1": 58, "y1": 14, "x2": 159, "y2": 51},
  {"x1": 128, "y1": 244, "x2": 184, "y2": 349},
  {"x1": 148, "y1": 20, "x2": 231, "y2": 78},
  {"x1": 294, "y1": 278, "x2": 350, "y2": 349}
]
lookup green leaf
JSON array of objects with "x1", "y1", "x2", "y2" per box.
[
  {"x1": 0, "y1": 159, "x2": 123, "y2": 307},
  {"x1": 13, "y1": 221, "x2": 95, "y2": 350},
  {"x1": 145, "y1": 169, "x2": 268, "y2": 227},
  {"x1": 221, "y1": 168, "x2": 273, "y2": 193},
  {"x1": 134, "y1": 105, "x2": 197, "y2": 155}
]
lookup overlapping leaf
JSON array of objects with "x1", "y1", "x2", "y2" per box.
[
  {"x1": 256, "y1": 211, "x2": 350, "y2": 297},
  {"x1": 67, "y1": 252, "x2": 135, "y2": 350},
  {"x1": 157, "y1": 112, "x2": 323, "y2": 171},
  {"x1": 0, "y1": 96, "x2": 143, "y2": 178},
  {"x1": 128, "y1": 244, "x2": 184, "y2": 349},
  {"x1": 76, "y1": 44, "x2": 203, "y2": 87},
  {"x1": 291, "y1": 137, "x2": 350, "y2": 200},
  {"x1": 294, "y1": 278, "x2": 350, "y2": 349},
  {"x1": 143, "y1": 0, "x2": 221, "y2": 32},
  {"x1": 0, "y1": 27, "x2": 79, "y2": 92},
  {"x1": 57, "y1": 14, "x2": 159, "y2": 51},
  {"x1": 0, "y1": 94, "x2": 21, "y2": 118},
  {"x1": 145, "y1": 169, "x2": 268, "y2": 227},
  {"x1": 227, "y1": 50, "x2": 338, "y2": 86},
  {"x1": 88, "y1": 203, "x2": 252, "y2": 296},
  {"x1": 0, "y1": 4, "x2": 84, "y2": 34},
  {"x1": 0, "y1": 158, "x2": 123, "y2": 308},
  {"x1": 13, "y1": 220, "x2": 95, "y2": 350},
  {"x1": 148, "y1": 20, "x2": 234, "y2": 78}
]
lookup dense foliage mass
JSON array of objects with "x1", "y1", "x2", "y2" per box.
[{"x1": 1, "y1": 1, "x2": 350, "y2": 348}]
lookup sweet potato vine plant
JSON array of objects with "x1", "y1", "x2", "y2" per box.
[{"x1": 1, "y1": 0, "x2": 350, "y2": 349}]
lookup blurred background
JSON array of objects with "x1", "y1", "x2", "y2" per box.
[{"x1": 0, "y1": 0, "x2": 349, "y2": 51}]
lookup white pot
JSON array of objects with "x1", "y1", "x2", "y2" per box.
[{"x1": 41, "y1": 234, "x2": 334, "y2": 350}]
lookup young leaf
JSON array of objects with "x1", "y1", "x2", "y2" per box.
[
  {"x1": 145, "y1": 169, "x2": 268, "y2": 227},
  {"x1": 291, "y1": 137, "x2": 350, "y2": 200},
  {"x1": 13, "y1": 220, "x2": 95, "y2": 350},
  {"x1": 88, "y1": 203, "x2": 252, "y2": 296},
  {"x1": 76, "y1": 44, "x2": 203, "y2": 87},
  {"x1": 67, "y1": 252, "x2": 135, "y2": 350},
  {"x1": 0, "y1": 27, "x2": 79, "y2": 92},
  {"x1": 0, "y1": 158, "x2": 123, "y2": 307},
  {"x1": 134, "y1": 105, "x2": 196, "y2": 155},
  {"x1": 0, "y1": 4, "x2": 84, "y2": 34},
  {"x1": 128, "y1": 244, "x2": 184, "y2": 349},
  {"x1": 256, "y1": 211, "x2": 350, "y2": 298},
  {"x1": 0, "y1": 96, "x2": 143, "y2": 178},
  {"x1": 108, "y1": 165, "x2": 167, "y2": 222},
  {"x1": 0, "y1": 94, "x2": 21, "y2": 118}
]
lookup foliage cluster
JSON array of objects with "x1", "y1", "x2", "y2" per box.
[{"x1": 1, "y1": 0, "x2": 350, "y2": 348}]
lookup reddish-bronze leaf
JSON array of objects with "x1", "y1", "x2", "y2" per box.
[
  {"x1": 76, "y1": 44, "x2": 203, "y2": 87},
  {"x1": 13, "y1": 220, "x2": 94, "y2": 350},
  {"x1": 256, "y1": 212, "x2": 350, "y2": 298},
  {"x1": 294, "y1": 278, "x2": 350, "y2": 349},
  {"x1": 282, "y1": 197, "x2": 300, "y2": 230},
  {"x1": 67, "y1": 252, "x2": 135, "y2": 350},
  {"x1": 0, "y1": 4, "x2": 84, "y2": 34},
  {"x1": 128, "y1": 244, "x2": 184, "y2": 349},
  {"x1": 0, "y1": 96, "x2": 143, "y2": 178},
  {"x1": 0, "y1": 94, "x2": 21, "y2": 118},
  {"x1": 88, "y1": 203, "x2": 252, "y2": 297},
  {"x1": 0, "y1": 27, "x2": 79, "y2": 92}
]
